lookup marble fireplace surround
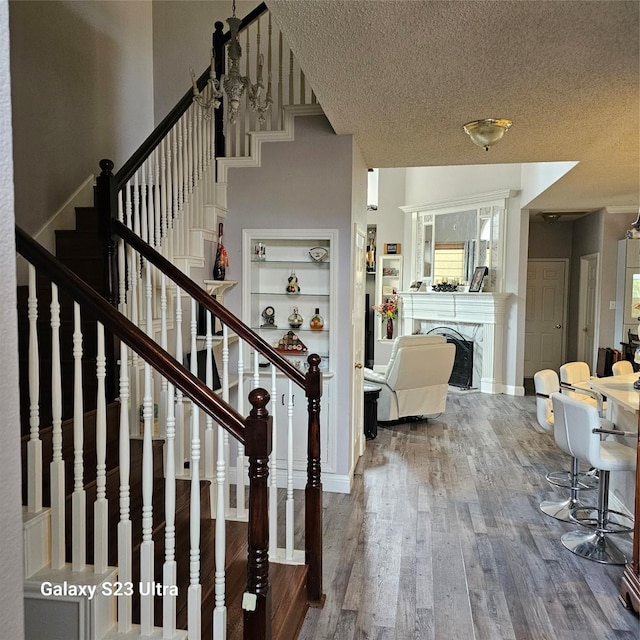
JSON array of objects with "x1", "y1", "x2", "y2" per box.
[{"x1": 399, "y1": 292, "x2": 511, "y2": 394}]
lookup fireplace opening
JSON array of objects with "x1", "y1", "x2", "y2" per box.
[{"x1": 426, "y1": 326, "x2": 474, "y2": 390}]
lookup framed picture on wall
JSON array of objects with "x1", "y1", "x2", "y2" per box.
[{"x1": 469, "y1": 266, "x2": 488, "y2": 292}]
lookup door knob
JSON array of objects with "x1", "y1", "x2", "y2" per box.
[
  {"x1": 354, "y1": 363, "x2": 363, "y2": 369},
  {"x1": 554, "y1": 324, "x2": 562, "y2": 329}
]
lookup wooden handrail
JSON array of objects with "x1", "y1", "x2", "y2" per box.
[
  {"x1": 15, "y1": 225, "x2": 247, "y2": 444},
  {"x1": 109, "y1": 217, "x2": 307, "y2": 389},
  {"x1": 114, "y1": 2, "x2": 268, "y2": 189}
]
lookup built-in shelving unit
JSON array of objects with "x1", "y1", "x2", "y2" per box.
[{"x1": 242, "y1": 229, "x2": 338, "y2": 480}]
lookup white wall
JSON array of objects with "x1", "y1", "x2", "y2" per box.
[
  {"x1": 9, "y1": 0, "x2": 155, "y2": 238},
  {"x1": 0, "y1": 1, "x2": 25, "y2": 636},
  {"x1": 225, "y1": 113, "x2": 355, "y2": 482}
]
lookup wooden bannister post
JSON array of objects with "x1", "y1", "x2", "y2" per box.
[
  {"x1": 305, "y1": 354, "x2": 325, "y2": 606},
  {"x1": 95, "y1": 159, "x2": 118, "y2": 306},
  {"x1": 95, "y1": 158, "x2": 119, "y2": 402},
  {"x1": 244, "y1": 388, "x2": 272, "y2": 640},
  {"x1": 212, "y1": 20, "x2": 226, "y2": 159}
]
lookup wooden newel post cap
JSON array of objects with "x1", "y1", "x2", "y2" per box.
[
  {"x1": 214, "y1": 21, "x2": 224, "y2": 32},
  {"x1": 248, "y1": 388, "x2": 270, "y2": 419},
  {"x1": 307, "y1": 353, "x2": 321, "y2": 371},
  {"x1": 99, "y1": 159, "x2": 114, "y2": 176},
  {"x1": 246, "y1": 388, "x2": 272, "y2": 458}
]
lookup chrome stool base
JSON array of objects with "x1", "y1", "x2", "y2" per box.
[
  {"x1": 561, "y1": 530, "x2": 629, "y2": 565},
  {"x1": 571, "y1": 506, "x2": 634, "y2": 535},
  {"x1": 539, "y1": 497, "x2": 588, "y2": 523},
  {"x1": 546, "y1": 469, "x2": 598, "y2": 490}
]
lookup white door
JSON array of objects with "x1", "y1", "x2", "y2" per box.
[
  {"x1": 352, "y1": 227, "x2": 366, "y2": 460},
  {"x1": 577, "y1": 253, "x2": 600, "y2": 369},
  {"x1": 524, "y1": 259, "x2": 567, "y2": 376}
]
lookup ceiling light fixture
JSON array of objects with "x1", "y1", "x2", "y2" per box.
[
  {"x1": 463, "y1": 118, "x2": 513, "y2": 151},
  {"x1": 540, "y1": 212, "x2": 561, "y2": 224}
]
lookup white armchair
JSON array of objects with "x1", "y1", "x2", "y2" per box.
[{"x1": 363, "y1": 335, "x2": 456, "y2": 422}]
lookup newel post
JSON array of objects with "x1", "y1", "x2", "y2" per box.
[
  {"x1": 212, "y1": 20, "x2": 226, "y2": 159},
  {"x1": 244, "y1": 388, "x2": 273, "y2": 640},
  {"x1": 305, "y1": 354, "x2": 325, "y2": 605},
  {"x1": 95, "y1": 158, "x2": 118, "y2": 307}
]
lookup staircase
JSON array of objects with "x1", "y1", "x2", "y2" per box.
[
  {"x1": 18, "y1": 202, "x2": 311, "y2": 639},
  {"x1": 17, "y1": 5, "x2": 327, "y2": 638}
]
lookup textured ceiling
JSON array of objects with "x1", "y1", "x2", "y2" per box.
[{"x1": 268, "y1": 0, "x2": 639, "y2": 213}]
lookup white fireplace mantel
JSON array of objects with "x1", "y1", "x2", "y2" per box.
[{"x1": 399, "y1": 292, "x2": 512, "y2": 394}]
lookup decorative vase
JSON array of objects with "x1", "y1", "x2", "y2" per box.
[
  {"x1": 386, "y1": 317, "x2": 394, "y2": 340},
  {"x1": 213, "y1": 222, "x2": 227, "y2": 280},
  {"x1": 288, "y1": 306, "x2": 303, "y2": 329},
  {"x1": 309, "y1": 308, "x2": 324, "y2": 331}
]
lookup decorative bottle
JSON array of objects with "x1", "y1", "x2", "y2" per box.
[
  {"x1": 309, "y1": 308, "x2": 324, "y2": 331},
  {"x1": 288, "y1": 306, "x2": 303, "y2": 329},
  {"x1": 213, "y1": 221, "x2": 228, "y2": 280}
]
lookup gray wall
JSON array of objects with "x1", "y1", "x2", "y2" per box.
[
  {"x1": 9, "y1": 0, "x2": 154, "y2": 236},
  {"x1": 225, "y1": 113, "x2": 355, "y2": 479},
  {"x1": 152, "y1": 0, "x2": 260, "y2": 124},
  {"x1": 1, "y1": 0, "x2": 25, "y2": 636}
]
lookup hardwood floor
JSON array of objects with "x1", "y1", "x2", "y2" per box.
[{"x1": 298, "y1": 391, "x2": 640, "y2": 640}]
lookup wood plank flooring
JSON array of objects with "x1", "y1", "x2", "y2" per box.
[{"x1": 298, "y1": 390, "x2": 640, "y2": 640}]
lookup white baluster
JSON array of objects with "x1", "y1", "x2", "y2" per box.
[
  {"x1": 171, "y1": 126, "x2": 180, "y2": 253},
  {"x1": 159, "y1": 274, "x2": 168, "y2": 436},
  {"x1": 154, "y1": 147, "x2": 161, "y2": 249},
  {"x1": 213, "y1": 400, "x2": 229, "y2": 640},
  {"x1": 26, "y1": 265, "x2": 42, "y2": 514},
  {"x1": 176, "y1": 119, "x2": 184, "y2": 254},
  {"x1": 175, "y1": 287, "x2": 185, "y2": 476},
  {"x1": 221, "y1": 325, "x2": 231, "y2": 513},
  {"x1": 94, "y1": 322, "x2": 108, "y2": 574},
  {"x1": 205, "y1": 310, "x2": 215, "y2": 516},
  {"x1": 140, "y1": 262, "x2": 155, "y2": 633},
  {"x1": 71, "y1": 303, "x2": 86, "y2": 572},
  {"x1": 50, "y1": 283, "x2": 65, "y2": 570},
  {"x1": 160, "y1": 138, "x2": 168, "y2": 250},
  {"x1": 163, "y1": 378, "x2": 177, "y2": 638},
  {"x1": 269, "y1": 363, "x2": 278, "y2": 560},
  {"x1": 286, "y1": 378, "x2": 294, "y2": 561},
  {"x1": 278, "y1": 32, "x2": 284, "y2": 129},
  {"x1": 235, "y1": 336, "x2": 246, "y2": 520},
  {"x1": 117, "y1": 341, "x2": 132, "y2": 632},
  {"x1": 188, "y1": 299, "x2": 202, "y2": 640}
]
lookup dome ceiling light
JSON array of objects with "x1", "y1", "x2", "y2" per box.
[{"x1": 463, "y1": 118, "x2": 513, "y2": 151}]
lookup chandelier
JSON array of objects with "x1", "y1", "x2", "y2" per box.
[
  {"x1": 463, "y1": 118, "x2": 513, "y2": 151},
  {"x1": 191, "y1": 0, "x2": 272, "y2": 124}
]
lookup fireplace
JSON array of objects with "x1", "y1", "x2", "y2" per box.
[
  {"x1": 399, "y1": 291, "x2": 511, "y2": 393},
  {"x1": 427, "y1": 327, "x2": 473, "y2": 389}
]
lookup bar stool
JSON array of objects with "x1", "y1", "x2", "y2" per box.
[
  {"x1": 559, "y1": 361, "x2": 605, "y2": 414},
  {"x1": 534, "y1": 370, "x2": 597, "y2": 522},
  {"x1": 553, "y1": 393, "x2": 636, "y2": 565},
  {"x1": 612, "y1": 360, "x2": 634, "y2": 376}
]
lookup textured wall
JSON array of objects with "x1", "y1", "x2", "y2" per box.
[{"x1": 0, "y1": 0, "x2": 25, "y2": 636}]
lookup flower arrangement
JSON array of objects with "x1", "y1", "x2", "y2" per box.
[{"x1": 372, "y1": 297, "x2": 398, "y2": 320}]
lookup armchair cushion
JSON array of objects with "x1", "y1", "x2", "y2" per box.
[{"x1": 364, "y1": 335, "x2": 456, "y2": 421}]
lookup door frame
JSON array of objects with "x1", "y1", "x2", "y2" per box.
[
  {"x1": 577, "y1": 252, "x2": 601, "y2": 369},
  {"x1": 525, "y1": 258, "x2": 569, "y2": 375},
  {"x1": 351, "y1": 225, "x2": 367, "y2": 466}
]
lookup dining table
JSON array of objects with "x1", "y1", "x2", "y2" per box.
[{"x1": 584, "y1": 372, "x2": 640, "y2": 612}]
